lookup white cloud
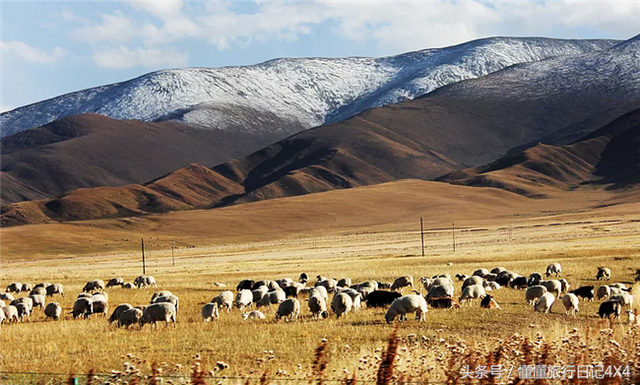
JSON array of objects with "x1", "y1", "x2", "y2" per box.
[
  {"x1": 69, "y1": 11, "x2": 139, "y2": 45},
  {"x1": 92, "y1": 46, "x2": 188, "y2": 69},
  {"x1": 1, "y1": 41, "x2": 67, "y2": 65}
]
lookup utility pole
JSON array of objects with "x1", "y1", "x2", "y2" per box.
[
  {"x1": 171, "y1": 239, "x2": 175, "y2": 267},
  {"x1": 141, "y1": 238, "x2": 146, "y2": 275},
  {"x1": 420, "y1": 217, "x2": 425, "y2": 257},
  {"x1": 452, "y1": 223, "x2": 456, "y2": 253}
]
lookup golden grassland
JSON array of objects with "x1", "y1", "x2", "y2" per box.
[{"x1": 1, "y1": 180, "x2": 640, "y2": 379}]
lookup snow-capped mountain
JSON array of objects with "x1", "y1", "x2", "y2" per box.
[{"x1": 0, "y1": 37, "x2": 618, "y2": 137}]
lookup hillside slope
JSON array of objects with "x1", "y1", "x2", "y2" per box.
[
  {"x1": 437, "y1": 109, "x2": 640, "y2": 197},
  {"x1": 0, "y1": 114, "x2": 275, "y2": 204}
]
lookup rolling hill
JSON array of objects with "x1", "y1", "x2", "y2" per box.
[
  {"x1": 0, "y1": 114, "x2": 284, "y2": 205},
  {"x1": 438, "y1": 109, "x2": 640, "y2": 197}
]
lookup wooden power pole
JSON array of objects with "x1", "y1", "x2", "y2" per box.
[
  {"x1": 452, "y1": 223, "x2": 456, "y2": 253},
  {"x1": 420, "y1": 217, "x2": 425, "y2": 257},
  {"x1": 141, "y1": 238, "x2": 146, "y2": 275},
  {"x1": 171, "y1": 239, "x2": 175, "y2": 267}
]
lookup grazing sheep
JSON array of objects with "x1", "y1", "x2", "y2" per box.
[
  {"x1": 29, "y1": 294, "x2": 46, "y2": 309},
  {"x1": 597, "y1": 285, "x2": 611, "y2": 300},
  {"x1": 283, "y1": 285, "x2": 300, "y2": 298},
  {"x1": 609, "y1": 283, "x2": 626, "y2": 290},
  {"x1": 6, "y1": 283, "x2": 22, "y2": 293},
  {"x1": 94, "y1": 291, "x2": 109, "y2": 302},
  {"x1": 526, "y1": 286, "x2": 548, "y2": 305},
  {"x1": 455, "y1": 274, "x2": 469, "y2": 282},
  {"x1": 21, "y1": 283, "x2": 33, "y2": 293},
  {"x1": 473, "y1": 269, "x2": 489, "y2": 278},
  {"x1": 540, "y1": 280, "x2": 562, "y2": 296},
  {"x1": 462, "y1": 276, "x2": 484, "y2": 291},
  {"x1": 510, "y1": 276, "x2": 529, "y2": 289},
  {"x1": 142, "y1": 303, "x2": 176, "y2": 328},
  {"x1": 427, "y1": 277, "x2": 453, "y2": 291},
  {"x1": 259, "y1": 289, "x2": 286, "y2": 308},
  {"x1": 214, "y1": 282, "x2": 226, "y2": 288},
  {"x1": 0, "y1": 300, "x2": 4, "y2": 308},
  {"x1": 337, "y1": 278, "x2": 352, "y2": 288},
  {"x1": 83, "y1": 279, "x2": 105, "y2": 292},
  {"x1": 106, "y1": 277, "x2": 124, "y2": 288},
  {"x1": 0, "y1": 292, "x2": 15, "y2": 301},
  {"x1": 384, "y1": 295, "x2": 428, "y2": 323},
  {"x1": 299, "y1": 273, "x2": 309, "y2": 283},
  {"x1": 534, "y1": 293, "x2": 555, "y2": 313},
  {"x1": 252, "y1": 287, "x2": 268, "y2": 303},
  {"x1": 242, "y1": 310, "x2": 266, "y2": 320},
  {"x1": 122, "y1": 283, "x2": 136, "y2": 289},
  {"x1": 351, "y1": 281, "x2": 378, "y2": 291},
  {"x1": 71, "y1": 298, "x2": 93, "y2": 319},
  {"x1": 90, "y1": 297, "x2": 109, "y2": 318},
  {"x1": 201, "y1": 303, "x2": 220, "y2": 322},
  {"x1": 309, "y1": 286, "x2": 329, "y2": 301},
  {"x1": 308, "y1": 295, "x2": 329, "y2": 320},
  {"x1": 212, "y1": 291, "x2": 234, "y2": 312},
  {"x1": 0, "y1": 308, "x2": 5, "y2": 325},
  {"x1": 44, "y1": 302, "x2": 62, "y2": 321},
  {"x1": 598, "y1": 300, "x2": 621, "y2": 319},
  {"x1": 276, "y1": 278, "x2": 294, "y2": 289},
  {"x1": 77, "y1": 293, "x2": 91, "y2": 299},
  {"x1": 495, "y1": 273, "x2": 514, "y2": 287},
  {"x1": 46, "y1": 283, "x2": 64, "y2": 297},
  {"x1": 377, "y1": 282, "x2": 393, "y2": 290},
  {"x1": 545, "y1": 263, "x2": 562, "y2": 277},
  {"x1": 559, "y1": 279, "x2": 570, "y2": 294},
  {"x1": 118, "y1": 308, "x2": 143, "y2": 328},
  {"x1": 275, "y1": 298, "x2": 300, "y2": 322},
  {"x1": 562, "y1": 293, "x2": 579, "y2": 317},
  {"x1": 235, "y1": 290, "x2": 253, "y2": 311},
  {"x1": 596, "y1": 267, "x2": 611, "y2": 281},
  {"x1": 626, "y1": 309, "x2": 639, "y2": 325},
  {"x1": 34, "y1": 282, "x2": 52, "y2": 290},
  {"x1": 3, "y1": 305, "x2": 20, "y2": 323},
  {"x1": 30, "y1": 287, "x2": 46, "y2": 297},
  {"x1": 15, "y1": 303, "x2": 31, "y2": 322},
  {"x1": 315, "y1": 278, "x2": 338, "y2": 293},
  {"x1": 487, "y1": 282, "x2": 501, "y2": 291},
  {"x1": 459, "y1": 285, "x2": 486, "y2": 306},
  {"x1": 426, "y1": 297, "x2": 460, "y2": 309},
  {"x1": 152, "y1": 295, "x2": 179, "y2": 313},
  {"x1": 11, "y1": 297, "x2": 34, "y2": 312},
  {"x1": 134, "y1": 275, "x2": 157, "y2": 289},
  {"x1": 391, "y1": 276, "x2": 414, "y2": 292},
  {"x1": 570, "y1": 286, "x2": 595, "y2": 301},
  {"x1": 365, "y1": 290, "x2": 402, "y2": 308},
  {"x1": 491, "y1": 267, "x2": 507, "y2": 274},
  {"x1": 331, "y1": 293, "x2": 353, "y2": 318},
  {"x1": 109, "y1": 303, "x2": 134, "y2": 323},
  {"x1": 528, "y1": 273, "x2": 543, "y2": 286},
  {"x1": 426, "y1": 284, "x2": 454, "y2": 300},
  {"x1": 480, "y1": 295, "x2": 501, "y2": 310},
  {"x1": 609, "y1": 293, "x2": 634, "y2": 310},
  {"x1": 151, "y1": 291, "x2": 173, "y2": 303}
]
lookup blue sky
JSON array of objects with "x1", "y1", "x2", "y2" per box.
[{"x1": 1, "y1": 0, "x2": 639, "y2": 113}]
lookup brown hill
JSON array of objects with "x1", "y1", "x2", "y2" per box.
[
  {"x1": 1, "y1": 163, "x2": 243, "y2": 226},
  {"x1": 437, "y1": 109, "x2": 640, "y2": 197},
  {"x1": 0, "y1": 113, "x2": 298, "y2": 205}
]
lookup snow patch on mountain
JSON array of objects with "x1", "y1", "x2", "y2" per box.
[{"x1": 0, "y1": 37, "x2": 619, "y2": 137}]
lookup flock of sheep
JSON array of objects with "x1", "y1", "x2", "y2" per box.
[{"x1": 1, "y1": 265, "x2": 638, "y2": 328}]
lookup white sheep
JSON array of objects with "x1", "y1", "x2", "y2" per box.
[
  {"x1": 525, "y1": 286, "x2": 548, "y2": 305},
  {"x1": 242, "y1": 310, "x2": 266, "y2": 320},
  {"x1": 331, "y1": 293, "x2": 353, "y2": 318},
  {"x1": 212, "y1": 291, "x2": 234, "y2": 312},
  {"x1": 545, "y1": 263, "x2": 562, "y2": 277},
  {"x1": 534, "y1": 293, "x2": 555, "y2": 313},
  {"x1": 235, "y1": 290, "x2": 253, "y2": 311},
  {"x1": 459, "y1": 284, "x2": 486, "y2": 306},
  {"x1": 561, "y1": 293, "x2": 579, "y2": 317},
  {"x1": 384, "y1": 295, "x2": 428, "y2": 323},
  {"x1": 201, "y1": 303, "x2": 220, "y2": 322},
  {"x1": 308, "y1": 295, "x2": 328, "y2": 320}
]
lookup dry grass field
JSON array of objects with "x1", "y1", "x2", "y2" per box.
[{"x1": 1, "y1": 180, "x2": 639, "y2": 381}]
